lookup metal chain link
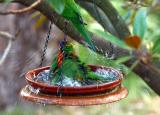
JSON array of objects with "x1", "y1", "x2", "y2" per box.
[{"x1": 39, "y1": 22, "x2": 53, "y2": 67}]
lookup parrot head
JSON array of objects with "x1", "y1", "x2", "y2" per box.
[{"x1": 59, "y1": 40, "x2": 74, "y2": 54}]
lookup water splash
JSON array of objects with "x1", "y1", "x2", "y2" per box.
[
  {"x1": 94, "y1": 68, "x2": 118, "y2": 81},
  {"x1": 34, "y1": 68, "x2": 119, "y2": 87},
  {"x1": 56, "y1": 76, "x2": 82, "y2": 87},
  {"x1": 34, "y1": 70, "x2": 50, "y2": 84},
  {"x1": 28, "y1": 85, "x2": 40, "y2": 95}
]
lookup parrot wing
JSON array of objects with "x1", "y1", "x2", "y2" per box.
[{"x1": 47, "y1": 0, "x2": 96, "y2": 51}]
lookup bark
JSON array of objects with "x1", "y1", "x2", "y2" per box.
[
  {"x1": 0, "y1": 5, "x2": 62, "y2": 109},
  {"x1": 0, "y1": 8, "x2": 42, "y2": 108}
]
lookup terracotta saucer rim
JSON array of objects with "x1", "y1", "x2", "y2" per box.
[
  {"x1": 20, "y1": 85, "x2": 128, "y2": 106},
  {"x1": 25, "y1": 65, "x2": 123, "y2": 95}
]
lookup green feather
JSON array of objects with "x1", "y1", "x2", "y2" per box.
[
  {"x1": 49, "y1": 42, "x2": 101, "y2": 85},
  {"x1": 63, "y1": 1, "x2": 95, "y2": 50},
  {"x1": 87, "y1": 72, "x2": 103, "y2": 81},
  {"x1": 61, "y1": 59, "x2": 79, "y2": 78},
  {"x1": 71, "y1": 22, "x2": 96, "y2": 51},
  {"x1": 51, "y1": 69, "x2": 62, "y2": 85},
  {"x1": 47, "y1": 0, "x2": 95, "y2": 51},
  {"x1": 49, "y1": 56, "x2": 58, "y2": 78}
]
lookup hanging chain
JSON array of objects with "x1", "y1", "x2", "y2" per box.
[{"x1": 39, "y1": 22, "x2": 53, "y2": 67}]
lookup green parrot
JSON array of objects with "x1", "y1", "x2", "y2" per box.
[
  {"x1": 48, "y1": 41, "x2": 103, "y2": 85},
  {"x1": 47, "y1": 0, "x2": 96, "y2": 51}
]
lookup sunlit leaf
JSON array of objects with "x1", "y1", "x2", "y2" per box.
[
  {"x1": 133, "y1": 8, "x2": 147, "y2": 39},
  {"x1": 125, "y1": 35, "x2": 142, "y2": 49},
  {"x1": 47, "y1": 0, "x2": 66, "y2": 14},
  {"x1": 91, "y1": 29, "x2": 131, "y2": 50}
]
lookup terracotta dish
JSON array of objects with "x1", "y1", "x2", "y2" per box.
[
  {"x1": 20, "y1": 85, "x2": 128, "y2": 106},
  {"x1": 25, "y1": 65, "x2": 123, "y2": 96}
]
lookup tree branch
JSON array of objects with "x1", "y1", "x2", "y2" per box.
[
  {"x1": 77, "y1": 1, "x2": 119, "y2": 37},
  {"x1": 0, "y1": 0, "x2": 42, "y2": 15},
  {"x1": 78, "y1": 0, "x2": 160, "y2": 95},
  {"x1": 126, "y1": 61, "x2": 160, "y2": 94},
  {"x1": 11, "y1": 0, "x2": 128, "y2": 57},
  {"x1": 0, "y1": 31, "x2": 16, "y2": 65},
  {"x1": 78, "y1": 0, "x2": 131, "y2": 39}
]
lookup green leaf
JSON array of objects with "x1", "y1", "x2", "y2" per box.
[
  {"x1": 152, "y1": 38, "x2": 160, "y2": 54},
  {"x1": 47, "y1": 0, "x2": 65, "y2": 14},
  {"x1": 116, "y1": 56, "x2": 132, "y2": 64},
  {"x1": 0, "y1": 0, "x2": 13, "y2": 3},
  {"x1": 133, "y1": 8, "x2": 147, "y2": 39},
  {"x1": 61, "y1": 59, "x2": 79, "y2": 78},
  {"x1": 91, "y1": 29, "x2": 131, "y2": 50}
]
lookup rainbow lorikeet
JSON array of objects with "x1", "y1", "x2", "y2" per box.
[
  {"x1": 47, "y1": 0, "x2": 96, "y2": 51},
  {"x1": 48, "y1": 40, "x2": 103, "y2": 85}
]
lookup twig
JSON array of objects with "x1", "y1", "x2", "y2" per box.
[
  {"x1": 0, "y1": 31, "x2": 16, "y2": 65},
  {"x1": 0, "y1": 0, "x2": 42, "y2": 15}
]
